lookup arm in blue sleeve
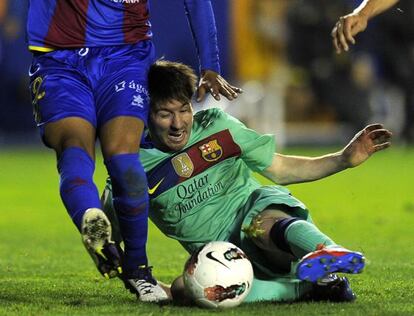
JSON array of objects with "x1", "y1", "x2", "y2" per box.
[{"x1": 184, "y1": 0, "x2": 221, "y2": 74}]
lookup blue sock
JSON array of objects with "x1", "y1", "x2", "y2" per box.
[
  {"x1": 58, "y1": 147, "x2": 101, "y2": 230},
  {"x1": 105, "y1": 153, "x2": 149, "y2": 273}
]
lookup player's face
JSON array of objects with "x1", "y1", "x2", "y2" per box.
[{"x1": 149, "y1": 99, "x2": 194, "y2": 152}]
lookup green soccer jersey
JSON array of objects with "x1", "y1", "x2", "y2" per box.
[{"x1": 141, "y1": 108, "x2": 276, "y2": 253}]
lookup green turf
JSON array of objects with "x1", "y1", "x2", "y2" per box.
[{"x1": 0, "y1": 146, "x2": 413, "y2": 315}]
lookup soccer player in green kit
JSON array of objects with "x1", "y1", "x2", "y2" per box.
[{"x1": 103, "y1": 60, "x2": 392, "y2": 303}]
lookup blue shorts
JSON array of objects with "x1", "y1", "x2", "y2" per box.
[{"x1": 29, "y1": 40, "x2": 155, "y2": 137}]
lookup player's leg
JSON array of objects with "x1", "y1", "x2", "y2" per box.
[
  {"x1": 29, "y1": 51, "x2": 122, "y2": 279},
  {"x1": 101, "y1": 175, "x2": 170, "y2": 301},
  {"x1": 99, "y1": 116, "x2": 168, "y2": 302},
  {"x1": 44, "y1": 117, "x2": 98, "y2": 228},
  {"x1": 244, "y1": 206, "x2": 365, "y2": 282},
  {"x1": 246, "y1": 208, "x2": 335, "y2": 257},
  {"x1": 169, "y1": 271, "x2": 355, "y2": 304},
  {"x1": 99, "y1": 116, "x2": 148, "y2": 272},
  {"x1": 245, "y1": 274, "x2": 356, "y2": 303},
  {"x1": 95, "y1": 39, "x2": 167, "y2": 302},
  {"x1": 44, "y1": 118, "x2": 122, "y2": 279},
  {"x1": 170, "y1": 273, "x2": 312, "y2": 304},
  {"x1": 99, "y1": 124, "x2": 168, "y2": 302}
]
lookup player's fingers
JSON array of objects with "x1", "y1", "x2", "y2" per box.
[
  {"x1": 373, "y1": 142, "x2": 391, "y2": 152},
  {"x1": 218, "y1": 78, "x2": 238, "y2": 99},
  {"x1": 343, "y1": 19, "x2": 356, "y2": 45},
  {"x1": 218, "y1": 84, "x2": 235, "y2": 101},
  {"x1": 332, "y1": 25, "x2": 342, "y2": 54},
  {"x1": 368, "y1": 129, "x2": 393, "y2": 143},
  {"x1": 337, "y1": 18, "x2": 349, "y2": 51},
  {"x1": 223, "y1": 84, "x2": 241, "y2": 98},
  {"x1": 216, "y1": 76, "x2": 239, "y2": 100},
  {"x1": 367, "y1": 128, "x2": 387, "y2": 138},
  {"x1": 230, "y1": 85, "x2": 243, "y2": 94},
  {"x1": 365, "y1": 123, "x2": 384, "y2": 133},
  {"x1": 209, "y1": 84, "x2": 221, "y2": 101}
]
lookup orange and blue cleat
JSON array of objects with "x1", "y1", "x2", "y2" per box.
[{"x1": 296, "y1": 246, "x2": 365, "y2": 283}]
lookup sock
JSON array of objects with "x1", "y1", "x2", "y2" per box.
[
  {"x1": 58, "y1": 147, "x2": 101, "y2": 230},
  {"x1": 105, "y1": 153, "x2": 148, "y2": 273},
  {"x1": 270, "y1": 218, "x2": 336, "y2": 259}
]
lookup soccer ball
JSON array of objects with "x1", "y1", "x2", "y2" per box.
[{"x1": 183, "y1": 241, "x2": 254, "y2": 309}]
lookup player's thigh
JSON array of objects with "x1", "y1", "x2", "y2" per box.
[
  {"x1": 29, "y1": 51, "x2": 97, "y2": 156},
  {"x1": 95, "y1": 40, "x2": 155, "y2": 159},
  {"x1": 99, "y1": 116, "x2": 145, "y2": 159},
  {"x1": 44, "y1": 117, "x2": 96, "y2": 158}
]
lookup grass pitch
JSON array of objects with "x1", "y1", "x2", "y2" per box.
[{"x1": 0, "y1": 146, "x2": 413, "y2": 315}]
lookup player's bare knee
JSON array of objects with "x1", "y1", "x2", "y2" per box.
[
  {"x1": 61, "y1": 138, "x2": 94, "y2": 157},
  {"x1": 100, "y1": 116, "x2": 144, "y2": 159},
  {"x1": 44, "y1": 118, "x2": 95, "y2": 157},
  {"x1": 101, "y1": 138, "x2": 140, "y2": 160},
  {"x1": 242, "y1": 213, "x2": 267, "y2": 240},
  {"x1": 243, "y1": 209, "x2": 291, "y2": 250}
]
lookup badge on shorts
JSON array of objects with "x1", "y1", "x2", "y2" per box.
[
  {"x1": 172, "y1": 153, "x2": 194, "y2": 178},
  {"x1": 199, "y1": 140, "x2": 223, "y2": 162},
  {"x1": 31, "y1": 76, "x2": 46, "y2": 124}
]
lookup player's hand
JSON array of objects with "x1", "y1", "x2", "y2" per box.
[
  {"x1": 196, "y1": 69, "x2": 243, "y2": 102},
  {"x1": 331, "y1": 13, "x2": 368, "y2": 54},
  {"x1": 341, "y1": 123, "x2": 392, "y2": 168}
]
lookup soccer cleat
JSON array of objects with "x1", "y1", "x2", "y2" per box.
[
  {"x1": 81, "y1": 208, "x2": 123, "y2": 279},
  {"x1": 123, "y1": 266, "x2": 171, "y2": 303},
  {"x1": 310, "y1": 274, "x2": 356, "y2": 302},
  {"x1": 296, "y1": 245, "x2": 365, "y2": 282}
]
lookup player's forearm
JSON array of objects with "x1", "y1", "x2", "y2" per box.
[
  {"x1": 183, "y1": 0, "x2": 221, "y2": 73},
  {"x1": 353, "y1": 0, "x2": 399, "y2": 19},
  {"x1": 263, "y1": 153, "x2": 348, "y2": 185}
]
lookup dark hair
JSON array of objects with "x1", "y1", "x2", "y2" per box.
[{"x1": 148, "y1": 60, "x2": 198, "y2": 109}]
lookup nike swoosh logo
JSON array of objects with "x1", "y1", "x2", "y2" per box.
[
  {"x1": 206, "y1": 251, "x2": 229, "y2": 268},
  {"x1": 148, "y1": 177, "x2": 165, "y2": 195}
]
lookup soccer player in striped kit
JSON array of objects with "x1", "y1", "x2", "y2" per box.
[{"x1": 26, "y1": 0, "x2": 241, "y2": 302}]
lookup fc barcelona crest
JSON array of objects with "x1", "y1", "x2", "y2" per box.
[
  {"x1": 199, "y1": 139, "x2": 223, "y2": 162},
  {"x1": 172, "y1": 153, "x2": 194, "y2": 178}
]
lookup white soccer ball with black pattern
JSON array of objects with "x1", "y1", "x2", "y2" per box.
[{"x1": 183, "y1": 241, "x2": 254, "y2": 309}]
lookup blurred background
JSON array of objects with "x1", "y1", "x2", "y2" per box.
[{"x1": 1, "y1": 0, "x2": 413, "y2": 147}]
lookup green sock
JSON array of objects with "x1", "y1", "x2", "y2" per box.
[{"x1": 285, "y1": 220, "x2": 336, "y2": 259}]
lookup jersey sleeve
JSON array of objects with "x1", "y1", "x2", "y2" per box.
[
  {"x1": 216, "y1": 110, "x2": 276, "y2": 172},
  {"x1": 183, "y1": 0, "x2": 220, "y2": 73}
]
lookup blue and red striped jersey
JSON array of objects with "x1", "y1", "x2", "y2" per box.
[
  {"x1": 27, "y1": 0, "x2": 151, "y2": 52},
  {"x1": 27, "y1": 0, "x2": 220, "y2": 73}
]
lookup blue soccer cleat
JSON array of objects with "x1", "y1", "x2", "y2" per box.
[{"x1": 296, "y1": 245, "x2": 365, "y2": 283}]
